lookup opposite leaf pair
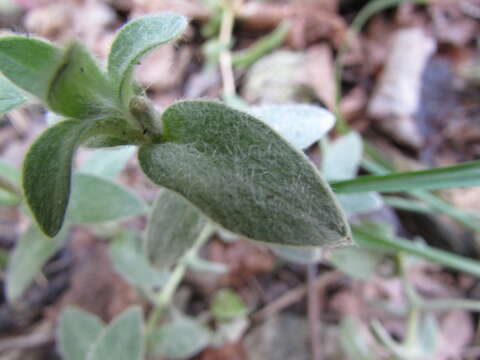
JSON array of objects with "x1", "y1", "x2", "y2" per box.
[{"x1": 0, "y1": 12, "x2": 352, "y2": 248}]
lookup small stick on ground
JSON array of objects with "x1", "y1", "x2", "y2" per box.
[
  {"x1": 252, "y1": 271, "x2": 344, "y2": 322},
  {"x1": 307, "y1": 264, "x2": 321, "y2": 360}
]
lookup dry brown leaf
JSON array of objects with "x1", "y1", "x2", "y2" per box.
[
  {"x1": 368, "y1": 28, "x2": 436, "y2": 149},
  {"x1": 135, "y1": 45, "x2": 192, "y2": 93},
  {"x1": 303, "y1": 44, "x2": 336, "y2": 110},
  {"x1": 437, "y1": 310, "x2": 473, "y2": 360}
]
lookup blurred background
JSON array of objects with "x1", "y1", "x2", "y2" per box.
[{"x1": 0, "y1": 0, "x2": 479, "y2": 359}]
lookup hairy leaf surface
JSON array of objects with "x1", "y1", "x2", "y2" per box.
[
  {"x1": 270, "y1": 244, "x2": 323, "y2": 265},
  {"x1": 0, "y1": 36, "x2": 63, "y2": 100},
  {"x1": 145, "y1": 190, "x2": 208, "y2": 268},
  {"x1": 80, "y1": 146, "x2": 136, "y2": 180},
  {"x1": 148, "y1": 316, "x2": 210, "y2": 359},
  {"x1": 108, "y1": 13, "x2": 187, "y2": 103},
  {"x1": 6, "y1": 224, "x2": 66, "y2": 301},
  {"x1": 110, "y1": 232, "x2": 168, "y2": 289},
  {"x1": 87, "y1": 307, "x2": 144, "y2": 360},
  {"x1": 23, "y1": 118, "x2": 142, "y2": 236},
  {"x1": 139, "y1": 100, "x2": 351, "y2": 247},
  {"x1": 23, "y1": 119, "x2": 84, "y2": 236},
  {"x1": 58, "y1": 307, "x2": 104, "y2": 360},
  {"x1": 249, "y1": 104, "x2": 335, "y2": 150},
  {"x1": 48, "y1": 42, "x2": 118, "y2": 118},
  {"x1": 67, "y1": 174, "x2": 146, "y2": 224},
  {"x1": 336, "y1": 192, "x2": 383, "y2": 216},
  {"x1": 0, "y1": 75, "x2": 25, "y2": 115},
  {"x1": 323, "y1": 131, "x2": 363, "y2": 181},
  {"x1": 0, "y1": 160, "x2": 20, "y2": 206}
]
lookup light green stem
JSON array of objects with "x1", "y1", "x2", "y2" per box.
[
  {"x1": 0, "y1": 175, "x2": 21, "y2": 198},
  {"x1": 219, "y1": 1, "x2": 237, "y2": 99},
  {"x1": 232, "y1": 22, "x2": 290, "y2": 68},
  {"x1": 146, "y1": 224, "x2": 214, "y2": 334}
]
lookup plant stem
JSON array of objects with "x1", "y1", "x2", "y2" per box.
[
  {"x1": 422, "y1": 298, "x2": 480, "y2": 312},
  {"x1": 307, "y1": 264, "x2": 321, "y2": 360},
  {"x1": 232, "y1": 22, "x2": 290, "y2": 68},
  {"x1": 219, "y1": 0, "x2": 240, "y2": 100},
  {"x1": 0, "y1": 175, "x2": 21, "y2": 198},
  {"x1": 145, "y1": 224, "x2": 214, "y2": 335},
  {"x1": 397, "y1": 252, "x2": 422, "y2": 353}
]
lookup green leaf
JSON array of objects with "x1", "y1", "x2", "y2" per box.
[
  {"x1": 0, "y1": 160, "x2": 21, "y2": 206},
  {"x1": 362, "y1": 150, "x2": 480, "y2": 231},
  {"x1": 47, "y1": 42, "x2": 118, "y2": 118},
  {"x1": 22, "y1": 119, "x2": 85, "y2": 236},
  {"x1": 418, "y1": 314, "x2": 438, "y2": 355},
  {"x1": 0, "y1": 35, "x2": 63, "y2": 100},
  {"x1": 330, "y1": 246, "x2": 385, "y2": 280},
  {"x1": 354, "y1": 223, "x2": 480, "y2": 277},
  {"x1": 139, "y1": 100, "x2": 351, "y2": 247},
  {"x1": 249, "y1": 104, "x2": 335, "y2": 150},
  {"x1": 87, "y1": 307, "x2": 144, "y2": 360},
  {"x1": 108, "y1": 13, "x2": 188, "y2": 103},
  {"x1": 148, "y1": 316, "x2": 210, "y2": 359},
  {"x1": 211, "y1": 289, "x2": 248, "y2": 321},
  {"x1": 58, "y1": 306, "x2": 104, "y2": 360},
  {"x1": 6, "y1": 224, "x2": 66, "y2": 301},
  {"x1": 339, "y1": 317, "x2": 376, "y2": 360},
  {"x1": 0, "y1": 74, "x2": 25, "y2": 115},
  {"x1": 80, "y1": 146, "x2": 136, "y2": 180},
  {"x1": 323, "y1": 131, "x2": 363, "y2": 181},
  {"x1": 336, "y1": 192, "x2": 383, "y2": 216},
  {"x1": 332, "y1": 160, "x2": 480, "y2": 194},
  {"x1": 109, "y1": 232, "x2": 169, "y2": 290},
  {"x1": 187, "y1": 256, "x2": 228, "y2": 274},
  {"x1": 23, "y1": 116, "x2": 139, "y2": 236},
  {"x1": 270, "y1": 245, "x2": 323, "y2": 265},
  {"x1": 145, "y1": 190, "x2": 208, "y2": 268},
  {"x1": 67, "y1": 173, "x2": 146, "y2": 224}
]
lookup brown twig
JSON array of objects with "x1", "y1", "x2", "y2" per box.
[
  {"x1": 307, "y1": 264, "x2": 321, "y2": 360},
  {"x1": 252, "y1": 271, "x2": 344, "y2": 322},
  {"x1": 0, "y1": 330, "x2": 54, "y2": 353}
]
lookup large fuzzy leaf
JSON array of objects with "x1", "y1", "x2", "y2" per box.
[
  {"x1": 87, "y1": 307, "x2": 144, "y2": 360},
  {"x1": 139, "y1": 100, "x2": 351, "y2": 247},
  {"x1": 23, "y1": 119, "x2": 85, "y2": 236},
  {"x1": 270, "y1": 245, "x2": 323, "y2": 265},
  {"x1": 58, "y1": 307, "x2": 104, "y2": 360},
  {"x1": 67, "y1": 174, "x2": 146, "y2": 224},
  {"x1": 6, "y1": 224, "x2": 66, "y2": 301},
  {"x1": 145, "y1": 190, "x2": 208, "y2": 268},
  {"x1": 109, "y1": 232, "x2": 168, "y2": 290},
  {"x1": 23, "y1": 118, "x2": 140, "y2": 237},
  {"x1": 0, "y1": 160, "x2": 21, "y2": 206},
  {"x1": 249, "y1": 104, "x2": 335, "y2": 150},
  {"x1": 108, "y1": 13, "x2": 187, "y2": 103},
  {"x1": 79, "y1": 146, "x2": 136, "y2": 180},
  {"x1": 148, "y1": 316, "x2": 210, "y2": 359},
  {"x1": 0, "y1": 36, "x2": 63, "y2": 100},
  {"x1": 48, "y1": 42, "x2": 118, "y2": 118},
  {"x1": 323, "y1": 131, "x2": 363, "y2": 181},
  {"x1": 0, "y1": 74, "x2": 25, "y2": 115}
]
